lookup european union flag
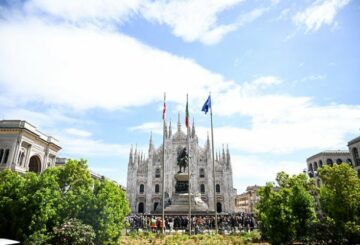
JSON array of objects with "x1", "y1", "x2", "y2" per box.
[{"x1": 201, "y1": 95, "x2": 211, "y2": 114}]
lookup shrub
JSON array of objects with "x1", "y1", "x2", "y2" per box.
[{"x1": 50, "y1": 218, "x2": 95, "y2": 245}]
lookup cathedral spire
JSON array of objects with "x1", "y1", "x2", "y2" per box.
[
  {"x1": 169, "y1": 119, "x2": 172, "y2": 138},
  {"x1": 149, "y1": 132, "x2": 154, "y2": 154},
  {"x1": 191, "y1": 118, "x2": 196, "y2": 138},
  {"x1": 222, "y1": 145, "x2": 226, "y2": 162},
  {"x1": 177, "y1": 112, "x2": 181, "y2": 132},
  {"x1": 205, "y1": 132, "x2": 210, "y2": 150},
  {"x1": 226, "y1": 144, "x2": 231, "y2": 165},
  {"x1": 129, "y1": 144, "x2": 133, "y2": 165}
]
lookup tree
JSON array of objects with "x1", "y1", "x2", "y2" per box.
[
  {"x1": 85, "y1": 179, "x2": 130, "y2": 244},
  {"x1": 24, "y1": 168, "x2": 63, "y2": 244},
  {"x1": 256, "y1": 172, "x2": 316, "y2": 244},
  {"x1": 0, "y1": 169, "x2": 27, "y2": 241},
  {"x1": 317, "y1": 163, "x2": 360, "y2": 244},
  {"x1": 0, "y1": 159, "x2": 129, "y2": 244}
]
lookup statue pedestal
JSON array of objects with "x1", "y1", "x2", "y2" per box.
[
  {"x1": 163, "y1": 193, "x2": 210, "y2": 214},
  {"x1": 175, "y1": 173, "x2": 189, "y2": 193},
  {"x1": 161, "y1": 173, "x2": 210, "y2": 215},
  {"x1": 175, "y1": 172, "x2": 189, "y2": 181}
]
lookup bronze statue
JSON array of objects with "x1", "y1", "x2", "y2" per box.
[{"x1": 177, "y1": 147, "x2": 188, "y2": 173}]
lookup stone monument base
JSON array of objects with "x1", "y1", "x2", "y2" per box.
[
  {"x1": 161, "y1": 193, "x2": 211, "y2": 215},
  {"x1": 152, "y1": 173, "x2": 212, "y2": 215}
]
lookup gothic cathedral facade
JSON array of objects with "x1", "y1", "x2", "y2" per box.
[{"x1": 126, "y1": 115, "x2": 236, "y2": 214}]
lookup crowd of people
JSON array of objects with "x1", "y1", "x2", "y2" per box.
[{"x1": 126, "y1": 212, "x2": 256, "y2": 233}]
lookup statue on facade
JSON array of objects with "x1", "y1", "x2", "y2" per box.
[{"x1": 177, "y1": 147, "x2": 188, "y2": 173}]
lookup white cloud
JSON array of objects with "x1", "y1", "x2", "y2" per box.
[
  {"x1": 21, "y1": 0, "x2": 274, "y2": 45},
  {"x1": 231, "y1": 154, "x2": 305, "y2": 192},
  {"x1": 192, "y1": 76, "x2": 360, "y2": 154},
  {"x1": 128, "y1": 76, "x2": 360, "y2": 155},
  {"x1": 65, "y1": 128, "x2": 92, "y2": 137},
  {"x1": 0, "y1": 18, "x2": 230, "y2": 110},
  {"x1": 129, "y1": 122, "x2": 163, "y2": 135},
  {"x1": 236, "y1": 7, "x2": 269, "y2": 27},
  {"x1": 60, "y1": 136, "x2": 129, "y2": 157},
  {"x1": 142, "y1": 0, "x2": 245, "y2": 45},
  {"x1": 293, "y1": 0, "x2": 351, "y2": 32},
  {"x1": 3, "y1": 108, "x2": 83, "y2": 130},
  {"x1": 142, "y1": 0, "x2": 275, "y2": 45},
  {"x1": 25, "y1": 0, "x2": 143, "y2": 24},
  {"x1": 232, "y1": 155, "x2": 304, "y2": 179},
  {"x1": 292, "y1": 74, "x2": 327, "y2": 85}
]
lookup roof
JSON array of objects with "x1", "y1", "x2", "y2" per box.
[
  {"x1": 306, "y1": 150, "x2": 350, "y2": 161},
  {"x1": 0, "y1": 120, "x2": 61, "y2": 148},
  {"x1": 348, "y1": 135, "x2": 360, "y2": 146}
]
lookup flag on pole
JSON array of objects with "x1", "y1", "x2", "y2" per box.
[
  {"x1": 162, "y1": 93, "x2": 166, "y2": 120},
  {"x1": 201, "y1": 95, "x2": 211, "y2": 114},
  {"x1": 185, "y1": 95, "x2": 189, "y2": 128}
]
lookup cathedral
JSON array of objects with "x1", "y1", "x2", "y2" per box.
[{"x1": 126, "y1": 114, "x2": 236, "y2": 214}]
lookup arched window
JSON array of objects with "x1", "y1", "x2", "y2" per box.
[
  {"x1": 216, "y1": 184, "x2": 220, "y2": 193},
  {"x1": 352, "y1": 148, "x2": 360, "y2": 166},
  {"x1": 138, "y1": 202, "x2": 144, "y2": 213},
  {"x1": 3, "y1": 149, "x2": 9, "y2": 164},
  {"x1": 199, "y1": 168, "x2": 205, "y2": 178},
  {"x1": 319, "y1": 160, "x2": 323, "y2": 167},
  {"x1": 336, "y1": 159, "x2": 342, "y2": 164},
  {"x1": 0, "y1": 149, "x2": 4, "y2": 163},
  {"x1": 217, "y1": 202, "x2": 222, "y2": 213},
  {"x1": 308, "y1": 163, "x2": 314, "y2": 177},
  {"x1": 346, "y1": 158, "x2": 353, "y2": 166},
  {"x1": 200, "y1": 184, "x2": 205, "y2": 193},
  {"x1": 309, "y1": 163, "x2": 313, "y2": 172},
  {"x1": 326, "y1": 159, "x2": 333, "y2": 166},
  {"x1": 314, "y1": 162, "x2": 318, "y2": 171},
  {"x1": 155, "y1": 168, "x2": 161, "y2": 178},
  {"x1": 139, "y1": 184, "x2": 144, "y2": 193},
  {"x1": 155, "y1": 184, "x2": 160, "y2": 193},
  {"x1": 29, "y1": 155, "x2": 41, "y2": 173}
]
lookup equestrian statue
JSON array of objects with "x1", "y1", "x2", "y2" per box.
[{"x1": 177, "y1": 147, "x2": 188, "y2": 173}]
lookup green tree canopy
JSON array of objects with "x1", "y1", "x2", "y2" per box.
[
  {"x1": 318, "y1": 163, "x2": 360, "y2": 244},
  {"x1": 256, "y1": 172, "x2": 317, "y2": 244},
  {"x1": 0, "y1": 159, "x2": 129, "y2": 244}
]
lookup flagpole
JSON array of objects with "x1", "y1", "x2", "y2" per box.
[
  {"x1": 210, "y1": 92, "x2": 218, "y2": 233},
  {"x1": 162, "y1": 92, "x2": 166, "y2": 234},
  {"x1": 186, "y1": 94, "x2": 192, "y2": 236}
]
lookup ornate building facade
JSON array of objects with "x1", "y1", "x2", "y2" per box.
[
  {"x1": 0, "y1": 120, "x2": 61, "y2": 174},
  {"x1": 306, "y1": 135, "x2": 360, "y2": 186},
  {"x1": 127, "y1": 115, "x2": 236, "y2": 214},
  {"x1": 235, "y1": 185, "x2": 260, "y2": 213}
]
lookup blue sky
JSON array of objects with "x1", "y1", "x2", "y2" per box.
[{"x1": 0, "y1": 0, "x2": 359, "y2": 192}]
